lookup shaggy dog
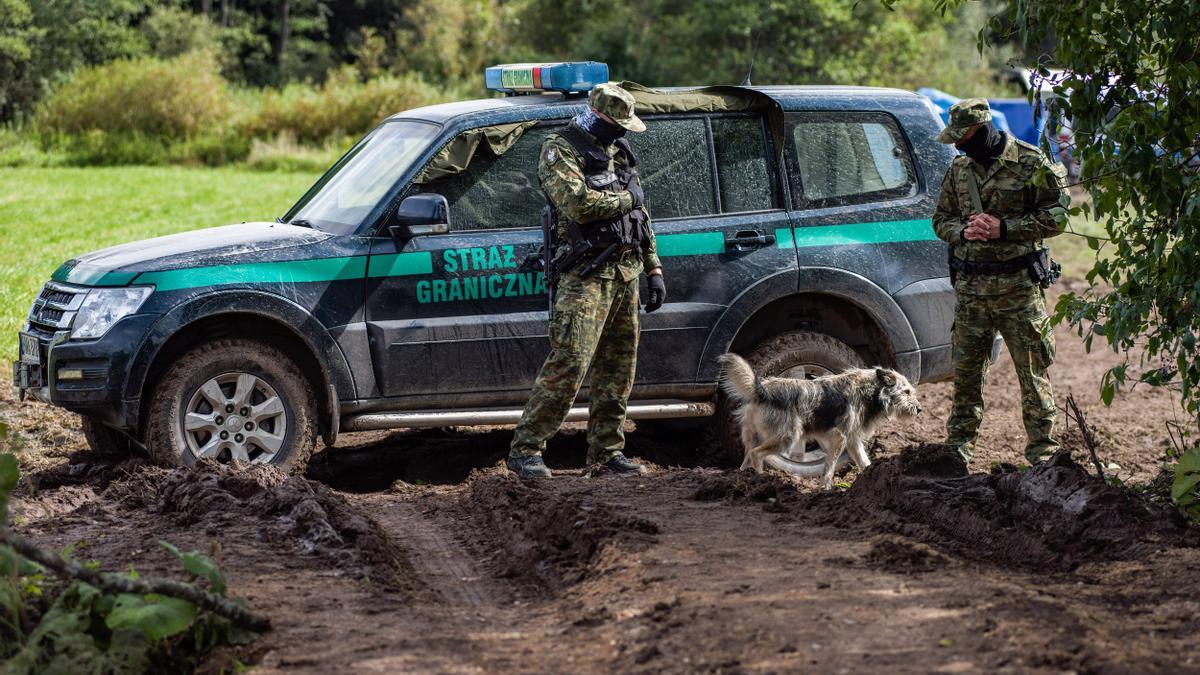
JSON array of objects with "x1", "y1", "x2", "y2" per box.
[{"x1": 717, "y1": 354, "x2": 923, "y2": 489}]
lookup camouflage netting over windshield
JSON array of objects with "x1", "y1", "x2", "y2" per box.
[
  {"x1": 618, "y1": 82, "x2": 786, "y2": 161},
  {"x1": 414, "y1": 121, "x2": 539, "y2": 184},
  {"x1": 414, "y1": 83, "x2": 786, "y2": 184}
]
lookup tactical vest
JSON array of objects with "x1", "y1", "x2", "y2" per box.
[{"x1": 555, "y1": 124, "x2": 650, "y2": 250}]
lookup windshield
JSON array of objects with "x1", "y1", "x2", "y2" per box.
[{"x1": 285, "y1": 120, "x2": 440, "y2": 234}]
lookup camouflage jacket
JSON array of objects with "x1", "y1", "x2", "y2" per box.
[
  {"x1": 933, "y1": 135, "x2": 1068, "y2": 295},
  {"x1": 538, "y1": 124, "x2": 660, "y2": 284}
]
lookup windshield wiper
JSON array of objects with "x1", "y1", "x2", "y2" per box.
[{"x1": 287, "y1": 218, "x2": 315, "y2": 228}]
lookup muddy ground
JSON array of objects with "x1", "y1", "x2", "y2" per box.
[{"x1": 4, "y1": 294, "x2": 1200, "y2": 673}]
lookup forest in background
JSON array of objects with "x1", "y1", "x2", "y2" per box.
[{"x1": 0, "y1": 0, "x2": 1021, "y2": 168}]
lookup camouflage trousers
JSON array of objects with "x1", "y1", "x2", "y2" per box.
[
  {"x1": 946, "y1": 284, "x2": 1059, "y2": 464},
  {"x1": 510, "y1": 270, "x2": 640, "y2": 464}
]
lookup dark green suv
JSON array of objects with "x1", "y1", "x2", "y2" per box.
[{"x1": 15, "y1": 67, "x2": 961, "y2": 474}]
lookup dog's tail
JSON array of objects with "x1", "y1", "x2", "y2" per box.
[{"x1": 717, "y1": 353, "x2": 764, "y2": 404}]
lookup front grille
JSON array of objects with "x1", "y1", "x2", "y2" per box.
[
  {"x1": 27, "y1": 282, "x2": 86, "y2": 334},
  {"x1": 40, "y1": 288, "x2": 74, "y2": 305}
]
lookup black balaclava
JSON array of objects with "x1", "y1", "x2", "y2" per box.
[
  {"x1": 575, "y1": 107, "x2": 626, "y2": 145},
  {"x1": 957, "y1": 121, "x2": 1006, "y2": 167}
]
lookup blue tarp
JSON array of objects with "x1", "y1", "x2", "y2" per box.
[{"x1": 917, "y1": 88, "x2": 1014, "y2": 138}]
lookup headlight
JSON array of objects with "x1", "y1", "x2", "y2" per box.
[{"x1": 71, "y1": 287, "x2": 154, "y2": 339}]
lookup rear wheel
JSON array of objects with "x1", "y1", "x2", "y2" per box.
[
  {"x1": 144, "y1": 339, "x2": 317, "y2": 474},
  {"x1": 80, "y1": 416, "x2": 139, "y2": 457},
  {"x1": 709, "y1": 331, "x2": 865, "y2": 468}
]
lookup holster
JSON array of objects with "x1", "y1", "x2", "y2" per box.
[{"x1": 1026, "y1": 247, "x2": 1061, "y2": 289}]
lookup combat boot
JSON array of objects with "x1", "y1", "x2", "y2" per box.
[
  {"x1": 604, "y1": 452, "x2": 647, "y2": 475},
  {"x1": 507, "y1": 454, "x2": 552, "y2": 478}
]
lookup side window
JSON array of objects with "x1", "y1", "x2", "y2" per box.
[
  {"x1": 711, "y1": 116, "x2": 773, "y2": 213},
  {"x1": 419, "y1": 125, "x2": 557, "y2": 230},
  {"x1": 636, "y1": 118, "x2": 716, "y2": 219},
  {"x1": 786, "y1": 113, "x2": 917, "y2": 208}
]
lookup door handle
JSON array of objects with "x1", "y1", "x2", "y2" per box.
[{"x1": 725, "y1": 230, "x2": 776, "y2": 250}]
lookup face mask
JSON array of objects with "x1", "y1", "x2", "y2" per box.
[
  {"x1": 575, "y1": 107, "x2": 626, "y2": 144},
  {"x1": 956, "y1": 122, "x2": 1005, "y2": 166}
]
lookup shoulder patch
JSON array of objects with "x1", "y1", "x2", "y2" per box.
[{"x1": 544, "y1": 147, "x2": 559, "y2": 165}]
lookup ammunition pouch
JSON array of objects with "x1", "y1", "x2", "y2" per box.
[{"x1": 949, "y1": 247, "x2": 1060, "y2": 289}]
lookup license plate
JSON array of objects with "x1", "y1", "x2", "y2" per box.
[{"x1": 19, "y1": 332, "x2": 41, "y2": 365}]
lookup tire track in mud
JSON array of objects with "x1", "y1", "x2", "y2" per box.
[{"x1": 354, "y1": 495, "x2": 498, "y2": 608}]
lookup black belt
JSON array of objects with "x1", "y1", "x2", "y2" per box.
[{"x1": 949, "y1": 254, "x2": 1030, "y2": 276}]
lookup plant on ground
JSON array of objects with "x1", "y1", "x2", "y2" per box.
[{"x1": 0, "y1": 423, "x2": 266, "y2": 670}]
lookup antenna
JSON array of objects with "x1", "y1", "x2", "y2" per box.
[{"x1": 739, "y1": 31, "x2": 759, "y2": 86}]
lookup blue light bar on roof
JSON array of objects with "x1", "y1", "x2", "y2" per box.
[{"x1": 484, "y1": 62, "x2": 609, "y2": 94}]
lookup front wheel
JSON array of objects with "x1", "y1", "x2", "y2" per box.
[
  {"x1": 144, "y1": 339, "x2": 317, "y2": 474},
  {"x1": 709, "y1": 331, "x2": 865, "y2": 468}
]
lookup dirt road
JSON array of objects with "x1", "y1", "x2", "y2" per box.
[{"x1": 4, "y1": 300, "x2": 1200, "y2": 673}]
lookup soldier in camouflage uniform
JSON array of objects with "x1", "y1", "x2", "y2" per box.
[
  {"x1": 933, "y1": 98, "x2": 1069, "y2": 465},
  {"x1": 507, "y1": 83, "x2": 665, "y2": 478}
]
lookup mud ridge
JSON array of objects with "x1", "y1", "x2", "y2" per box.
[
  {"x1": 847, "y1": 443, "x2": 1193, "y2": 571},
  {"x1": 106, "y1": 461, "x2": 418, "y2": 589},
  {"x1": 456, "y1": 473, "x2": 660, "y2": 591},
  {"x1": 689, "y1": 469, "x2": 799, "y2": 510}
]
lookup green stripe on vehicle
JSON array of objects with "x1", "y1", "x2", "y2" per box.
[
  {"x1": 134, "y1": 256, "x2": 369, "y2": 292},
  {"x1": 656, "y1": 231, "x2": 726, "y2": 257},
  {"x1": 793, "y1": 219, "x2": 936, "y2": 248},
  {"x1": 52, "y1": 263, "x2": 138, "y2": 287},
  {"x1": 367, "y1": 251, "x2": 434, "y2": 277},
  {"x1": 774, "y1": 227, "x2": 795, "y2": 248}
]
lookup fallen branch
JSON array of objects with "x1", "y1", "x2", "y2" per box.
[
  {"x1": 1064, "y1": 394, "x2": 1106, "y2": 481},
  {"x1": 0, "y1": 527, "x2": 270, "y2": 632}
]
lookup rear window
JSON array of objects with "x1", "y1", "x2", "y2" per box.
[
  {"x1": 711, "y1": 116, "x2": 774, "y2": 213},
  {"x1": 786, "y1": 112, "x2": 917, "y2": 208}
]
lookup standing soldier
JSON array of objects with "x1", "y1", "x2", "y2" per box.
[
  {"x1": 933, "y1": 98, "x2": 1069, "y2": 465},
  {"x1": 507, "y1": 83, "x2": 666, "y2": 478}
]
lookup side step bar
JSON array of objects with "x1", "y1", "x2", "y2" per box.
[{"x1": 341, "y1": 400, "x2": 716, "y2": 432}]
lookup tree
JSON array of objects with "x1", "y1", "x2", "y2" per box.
[{"x1": 0, "y1": 0, "x2": 41, "y2": 121}]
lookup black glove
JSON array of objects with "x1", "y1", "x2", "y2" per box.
[
  {"x1": 627, "y1": 182, "x2": 645, "y2": 210},
  {"x1": 644, "y1": 274, "x2": 666, "y2": 313}
]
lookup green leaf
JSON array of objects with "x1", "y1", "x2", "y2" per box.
[
  {"x1": 106, "y1": 593, "x2": 198, "y2": 641},
  {"x1": 1171, "y1": 472, "x2": 1200, "y2": 503},
  {"x1": 0, "y1": 453, "x2": 18, "y2": 519},
  {"x1": 1100, "y1": 380, "x2": 1115, "y2": 406},
  {"x1": 159, "y1": 540, "x2": 226, "y2": 596},
  {"x1": 0, "y1": 545, "x2": 42, "y2": 577}
]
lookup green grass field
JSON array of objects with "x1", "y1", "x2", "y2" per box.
[{"x1": 0, "y1": 167, "x2": 320, "y2": 360}]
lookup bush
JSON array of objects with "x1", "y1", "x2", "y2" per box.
[
  {"x1": 36, "y1": 51, "x2": 231, "y2": 141},
  {"x1": 20, "y1": 53, "x2": 465, "y2": 168},
  {"x1": 243, "y1": 132, "x2": 348, "y2": 173},
  {"x1": 238, "y1": 66, "x2": 456, "y2": 145}
]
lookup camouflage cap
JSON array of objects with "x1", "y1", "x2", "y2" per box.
[
  {"x1": 935, "y1": 98, "x2": 992, "y2": 144},
  {"x1": 588, "y1": 83, "x2": 646, "y2": 133}
]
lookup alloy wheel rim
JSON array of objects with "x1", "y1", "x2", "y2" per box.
[
  {"x1": 183, "y1": 372, "x2": 287, "y2": 464},
  {"x1": 779, "y1": 362, "x2": 833, "y2": 380}
]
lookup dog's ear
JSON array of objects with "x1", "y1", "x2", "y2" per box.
[{"x1": 875, "y1": 367, "x2": 896, "y2": 386}]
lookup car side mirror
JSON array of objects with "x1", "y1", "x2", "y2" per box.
[{"x1": 388, "y1": 194, "x2": 450, "y2": 239}]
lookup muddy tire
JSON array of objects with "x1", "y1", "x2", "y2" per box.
[
  {"x1": 706, "y1": 331, "x2": 865, "y2": 467},
  {"x1": 80, "y1": 416, "x2": 139, "y2": 457},
  {"x1": 144, "y1": 339, "x2": 317, "y2": 474}
]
